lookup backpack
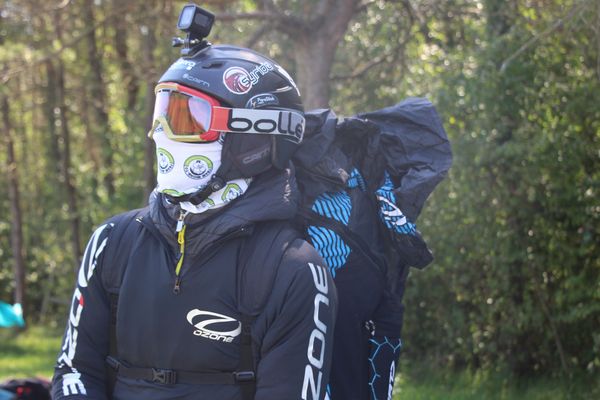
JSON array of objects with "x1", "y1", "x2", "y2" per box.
[
  {"x1": 292, "y1": 99, "x2": 452, "y2": 400},
  {"x1": 0, "y1": 379, "x2": 51, "y2": 400},
  {"x1": 99, "y1": 208, "x2": 299, "y2": 400},
  {"x1": 294, "y1": 98, "x2": 452, "y2": 278}
]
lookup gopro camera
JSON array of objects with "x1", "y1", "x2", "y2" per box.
[
  {"x1": 173, "y1": 4, "x2": 215, "y2": 56},
  {"x1": 177, "y1": 4, "x2": 214, "y2": 37}
]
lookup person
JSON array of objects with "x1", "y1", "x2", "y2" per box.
[{"x1": 51, "y1": 6, "x2": 337, "y2": 400}]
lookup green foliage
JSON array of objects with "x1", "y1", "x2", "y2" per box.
[{"x1": 397, "y1": 0, "x2": 600, "y2": 376}]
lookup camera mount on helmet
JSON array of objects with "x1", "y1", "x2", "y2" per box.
[{"x1": 172, "y1": 4, "x2": 215, "y2": 56}]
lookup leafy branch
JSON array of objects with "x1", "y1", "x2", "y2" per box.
[{"x1": 499, "y1": 0, "x2": 591, "y2": 73}]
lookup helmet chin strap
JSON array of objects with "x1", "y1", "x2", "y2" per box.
[{"x1": 166, "y1": 174, "x2": 227, "y2": 205}]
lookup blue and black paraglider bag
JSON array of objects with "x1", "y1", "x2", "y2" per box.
[{"x1": 293, "y1": 98, "x2": 452, "y2": 399}]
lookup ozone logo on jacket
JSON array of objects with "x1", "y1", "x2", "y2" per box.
[
  {"x1": 186, "y1": 309, "x2": 242, "y2": 343},
  {"x1": 302, "y1": 263, "x2": 331, "y2": 400}
]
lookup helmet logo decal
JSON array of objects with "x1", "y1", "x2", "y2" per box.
[
  {"x1": 183, "y1": 73, "x2": 210, "y2": 87},
  {"x1": 172, "y1": 59, "x2": 197, "y2": 71},
  {"x1": 223, "y1": 62, "x2": 274, "y2": 95},
  {"x1": 183, "y1": 155, "x2": 213, "y2": 179},
  {"x1": 157, "y1": 148, "x2": 175, "y2": 174},
  {"x1": 223, "y1": 67, "x2": 252, "y2": 94},
  {"x1": 246, "y1": 93, "x2": 279, "y2": 109}
]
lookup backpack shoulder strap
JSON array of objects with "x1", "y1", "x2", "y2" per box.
[
  {"x1": 235, "y1": 221, "x2": 300, "y2": 400},
  {"x1": 236, "y1": 221, "x2": 300, "y2": 316},
  {"x1": 100, "y1": 207, "x2": 148, "y2": 398},
  {"x1": 100, "y1": 207, "x2": 148, "y2": 293}
]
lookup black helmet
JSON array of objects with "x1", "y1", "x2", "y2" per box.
[{"x1": 155, "y1": 44, "x2": 304, "y2": 204}]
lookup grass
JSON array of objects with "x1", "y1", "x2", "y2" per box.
[
  {"x1": 2, "y1": 327, "x2": 599, "y2": 399},
  {"x1": 0, "y1": 326, "x2": 62, "y2": 380},
  {"x1": 394, "y1": 361, "x2": 600, "y2": 400}
]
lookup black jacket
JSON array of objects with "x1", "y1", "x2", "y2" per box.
[{"x1": 52, "y1": 168, "x2": 337, "y2": 400}]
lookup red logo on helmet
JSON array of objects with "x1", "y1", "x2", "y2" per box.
[{"x1": 223, "y1": 67, "x2": 252, "y2": 95}]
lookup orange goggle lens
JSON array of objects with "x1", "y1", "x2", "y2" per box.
[{"x1": 152, "y1": 83, "x2": 220, "y2": 142}]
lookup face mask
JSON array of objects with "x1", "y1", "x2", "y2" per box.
[{"x1": 153, "y1": 124, "x2": 250, "y2": 213}]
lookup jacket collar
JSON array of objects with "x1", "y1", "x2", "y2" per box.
[{"x1": 148, "y1": 166, "x2": 298, "y2": 256}]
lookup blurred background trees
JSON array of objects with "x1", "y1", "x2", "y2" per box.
[{"x1": 1, "y1": 0, "x2": 598, "y2": 379}]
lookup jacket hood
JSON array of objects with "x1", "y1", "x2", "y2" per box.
[{"x1": 149, "y1": 166, "x2": 299, "y2": 256}]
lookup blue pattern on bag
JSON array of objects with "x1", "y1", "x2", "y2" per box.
[
  {"x1": 376, "y1": 172, "x2": 416, "y2": 235},
  {"x1": 347, "y1": 168, "x2": 367, "y2": 191},
  {"x1": 307, "y1": 192, "x2": 352, "y2": 277},
  {"x1": 368, "y1": 336, "x2": 402, "y2": 400}
]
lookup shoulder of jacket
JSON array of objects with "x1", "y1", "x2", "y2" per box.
[
  {"x1": 102, "y1": 206, "x2": 149, "y2": 227},
  {"x1": 276, "y1": 238, "x2": 330, "y2": 289},
  {"x1": 96, "y1": 206, "x2": 150, "y2": 292}
]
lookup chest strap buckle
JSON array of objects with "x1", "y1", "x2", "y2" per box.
[
  {"x1": 152, "y1": 368, "x2": 177, "y2": 384},
  {"x1": 234, "y1": 371, "x2": 255, "y2": 383}
]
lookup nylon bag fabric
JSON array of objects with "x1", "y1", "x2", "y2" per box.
[{"x1": 293, "y1": 98, "x2": 452, "y2": 400}]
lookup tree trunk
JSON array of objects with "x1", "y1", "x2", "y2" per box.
[
  {"x1": 79, "y1": 81, "x2": 102, "y2": 199},
  {"x1": 82, "y1": 0, "x2": 115, "y2": 198},
  {"x1": 142, "y1": 17, "x2": 158, "y2": 203},
  {"x1": 2, "y1": 96, "x2": 26, "y2": 310},
  {"x1": 113, "y1": 0, "x2": 139, "y2": 111},
  {"x1": 290, "y1": 0, "x2": 361, "y2": 109},
  {"x1": 43, "y1": 61, "x2": 63, "y2": 178},
  {"x1": 54, "y1": 17, "x2": 83, "y2": 268},
  {"x1": 293, "y1": 32, "x2": 338, "y2": 109}
]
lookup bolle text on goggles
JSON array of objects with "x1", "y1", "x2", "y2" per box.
[{"x1": 148, "y1": 82, "x2": 305, "y2": 143}]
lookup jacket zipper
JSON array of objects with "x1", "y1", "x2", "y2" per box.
[
  {"x1": 138, "y1": 212, "x2": 248, "y2": 294},
  {"x1": 173, "y1": 210, "x2": 188, "y2": 294},
  {"x1": 175, "y1": 224, "x2": 253, "y2": 293}
]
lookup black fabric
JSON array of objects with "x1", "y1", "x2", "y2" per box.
[
  {"x1": 1, "y1": 379, "x2": 51, "y2": 400},
  {"x1": 296, "y1": 207, "x2": 383, "y2": 271},
  {"x1": 149, "y1": 166, "x2": 299, "y2": 257},
  {"x1": 106, "y1": 356, "x2": 240, "y2": 385},
  {"x1": 99, "y1": 209, "x2": 149, "y2": 399},
  {"x1": 292, "y1": 100, "x2": 451, "y2": 399},
  {"x1": 294, "y1": 110, "x2": 350, "y2": 201},
  {"x1": 357, "y1": 98, "x2": 453, "y2": 220},
  {"x1": 237, "y1": 317, "x2": 256, "y2": 400},
  {"x1": 106, "y1": 293, "x2": 118, "y2": 398},
  {"x1": 367, "y1": 334, "x2": 402, "y2": 400},
  {"x1": 102, "y1": 211, "x2": 299, "y2": 400},
  {"x1": 100, "y1": 208, "x2": 148, "y2": 294},
  {"x1": 297, "y1": 99, "x2": 452, "y2": 221},
  {"x1": 220, "y1": 133, "x2": 273, "y2": 179}
]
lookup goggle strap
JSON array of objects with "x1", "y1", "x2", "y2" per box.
[
  {"x1": 149, "y1": 107, "x2": 305, "y2": 143},
  {"x1": 211, "y1": 107, "x2": 304, "y2": 143}
]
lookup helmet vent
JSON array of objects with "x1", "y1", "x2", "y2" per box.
[{"x1": 202, "y1": 61, "x2": 224, "y2": 69}]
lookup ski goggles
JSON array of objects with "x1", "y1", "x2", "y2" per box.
[{"x1": 148, "y1": 82, "x2": 305, "y2": 143}]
